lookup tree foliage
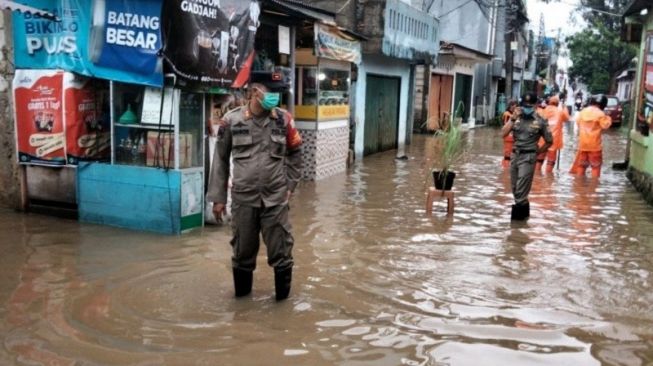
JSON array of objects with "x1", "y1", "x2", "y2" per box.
[{"x1": 541, "y1": 0, "x2": 637, "y2": 93}]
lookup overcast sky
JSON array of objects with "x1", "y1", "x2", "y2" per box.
[{"x1": 525, "y1": 0, "x2": 588, "y2": 71}]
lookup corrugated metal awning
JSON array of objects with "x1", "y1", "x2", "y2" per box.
[
  {"x1": 0, "y1": 0, "x2": 57, "y2": 21},
  {"x1": 264, "y1": 0, "x2": 336, "y2": 25}
]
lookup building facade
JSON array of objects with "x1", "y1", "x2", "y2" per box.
[
  {"x1": 312, "y1": 0, "x2": 440, "y2": 157},
  {"x1": 413, "y1": 0, "x2": 532, "y2": 130},
  {"x1": 623, "y1": 0, "x2": 653, "y2": 205}
]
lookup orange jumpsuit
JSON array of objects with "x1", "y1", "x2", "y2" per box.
[
  {"x1": 536, "y1": 103, "x2": 570, "y2": 172},
  {"x1": 502, "y1": 110, "x2": 513, "y2": 167},
  {"x1": 569, "y1": 106, "x2": 612, "y2": 177}
]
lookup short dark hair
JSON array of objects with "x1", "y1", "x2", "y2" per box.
[{"x1": 520, "y1": 93, "x2": 537, "y2": 106}]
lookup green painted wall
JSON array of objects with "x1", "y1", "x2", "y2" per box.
[{"x1": 630, "y1": 15, "x2": 653, "y2": 175}]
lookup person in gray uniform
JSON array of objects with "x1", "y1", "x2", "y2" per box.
[
  {"x1": 502, "y1": 93, "x2": 553, "y2": 220},
  {"x1": 207, "y1": 83, "x2": 303, "y2": 300}
]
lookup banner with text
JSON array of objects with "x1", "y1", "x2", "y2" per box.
[
  {"x1": 13, "y1": 0, "x2": 163, "y2": 87},
  {"x1": 315, "y1": 23, "x2": 361, "y2": 64},
  {"x1": 162, "y1": 0, "x2": 259, "y2": 86}
]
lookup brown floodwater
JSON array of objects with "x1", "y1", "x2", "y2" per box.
[{"x1": 1, "y1": 126, "x2": 653, "y2": 365}]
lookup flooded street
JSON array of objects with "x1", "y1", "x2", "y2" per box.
[{"x1": 1, "y1": 127, "x2": 653, "y2": 365}]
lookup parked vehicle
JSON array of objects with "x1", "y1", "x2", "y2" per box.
[{"x1": 603, "y1": 95, "x2": 623, "y2": 127}]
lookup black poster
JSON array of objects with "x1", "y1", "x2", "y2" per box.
[{"x1": 162, "y1": 0, "x2": 259, "y2": 86}]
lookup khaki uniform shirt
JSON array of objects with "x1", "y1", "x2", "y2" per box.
[
  {"x1": 511, "y1": 114, "x2": 553, "y2": 152},
  {"x1": 207, "y1": 106, "x2": 303, "y2": 207}
]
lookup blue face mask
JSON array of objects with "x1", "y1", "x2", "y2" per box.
[
  {"x1": 258, "y1": 92, "x2": 280, "y2": 110},
  {"x1": 521, "y1": 106, "x2": 534, "y2": 117}
]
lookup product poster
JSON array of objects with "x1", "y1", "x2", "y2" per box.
[
  {"x1": 638, "y1": 33, "x2": 653, "y2": 125},
  {"x1": 162, "y1": 0, "x2": 259, "y2": 86},
  {"x1": 63, "y1": 73, "x2": 110, "y2": 165},
  {"x1": 13, "y1": 69, "x2": 66, "y2": 166},
  {"x1": 12, "y1": 0, "x2": 163, "y2": 87}
]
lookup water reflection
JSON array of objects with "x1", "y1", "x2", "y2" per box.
[{"x1": 1, "y1": 129, "x2": 653, "y2": 365}]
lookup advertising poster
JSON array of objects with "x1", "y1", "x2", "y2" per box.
[
  {"x1": 63, "y1": 73, "x2": 110, "y2": 165},
  {"x1": 13, "y1": 69, "x2": 66, "y2": 166},
  {"x1": 638, "y1": 33, "x2": 653, "y2": 126},
  {"x1": 162, "y1": 0, "x2": 259, "y2": 86},
  {"x1": 12, "y1": 0, "x2": 163, "y2": 87}
]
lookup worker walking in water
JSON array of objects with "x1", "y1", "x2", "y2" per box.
[
  {"x1": 502, "y1": 93, "x2": 553, "y2": 221},
  {"x1": 536, "y1": 95, "x2": 570, "y2": 173},
  {"x1": 569, "y1": 94, "x2": 612, "y2": 178}
]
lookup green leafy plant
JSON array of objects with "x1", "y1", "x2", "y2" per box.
[{"x1": 432, "y1": 101, "x2": 467, "y2": 176}]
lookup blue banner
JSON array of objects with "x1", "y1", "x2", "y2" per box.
[
  {"x1": 13, "y1": 0, "x2": 163, "y2": 87},
  {"x1": 92, "y1": 0, "x2": 162, "y2": 76}
]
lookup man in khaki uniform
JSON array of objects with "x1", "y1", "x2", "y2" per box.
[
  {"x1": 502, "y1": 93, "x2": 553, "y2": 220},
  {"x1": 207, "y1": 83, "x2": 303, "y2": 300}
]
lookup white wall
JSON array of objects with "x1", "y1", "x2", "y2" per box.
[{"x1": 354, "y1": 54, "x2": 411, "y2": 158}]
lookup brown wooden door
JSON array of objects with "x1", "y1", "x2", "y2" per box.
[{"x1": 428, "y1": 74, "x2": 453, "y2": 130}]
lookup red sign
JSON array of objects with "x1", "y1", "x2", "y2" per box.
[
  {"x1": 13, "y1": 70, "x2": 66, "y2": 166},
  {"x1": 64, "y1": 74, "x2": 110, "y2": 164}
]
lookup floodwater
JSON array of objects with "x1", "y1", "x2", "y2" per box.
[{"x1": 1, "y1": 126, "x2": 653, "y2": 365}]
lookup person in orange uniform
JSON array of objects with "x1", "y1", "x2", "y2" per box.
[
  {"x1": 536, "y1": 95, "x2": 570, "y2": 173},
  {"x1": 502, "y1": 100, "x2": 518, "y2": 168},
  {"x1": 569, "y1": 94, "x2": 612, "y2": 178}
]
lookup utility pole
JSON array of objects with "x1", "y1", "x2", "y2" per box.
[
  {"x1": 505, "y1": 0, "x2": 515, "y2": 100},
  {"x1": 535, "y1": 13, "x2": 545, "y2": 95}
]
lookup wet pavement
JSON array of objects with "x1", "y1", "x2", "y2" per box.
[{"x1": 1, "y1": 126, "x2": 653, "y2": 365}]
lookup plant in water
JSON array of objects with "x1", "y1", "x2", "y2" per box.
[{"x1": 431, "y1": 101, "x2": 468, "y2": 189}]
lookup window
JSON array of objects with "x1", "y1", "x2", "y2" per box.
[
  {"x1": 295, "y1": 66, "x2": 318, "y2": 106},
  {"x1": 318, "y1": 68, "x2": 350, "y2": 106}
]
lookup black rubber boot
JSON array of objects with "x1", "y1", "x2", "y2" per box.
[
  {"x1": 233, "y1": 268, "x2": 253, "y2": 297},
  {"x1": 274, "y1": 267, "x2": 292, "y2": 301},
  {"x1": 511, "y1": 204, "x2": 528, "y2": 221},
  {"x1": 524, "y1": 202, "x2": 530, "y2": 218}
]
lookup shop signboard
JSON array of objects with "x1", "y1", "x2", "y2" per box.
[
  {"x1": 12, "y1": 0, "x2": 163, "y2": 87},
  {"x1": 13, "y1": 69, "x2": 66, "y2": 166},
  {"x1": 315, "y1": 23, "x2": 361, "y2": 64},
  {"x1": 162, "y1": 0, "x2": 259, "y2": 86},
  {"x1": 89, "y1": 0, "x2": 163, "y2": 77}
]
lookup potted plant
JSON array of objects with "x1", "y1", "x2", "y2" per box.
[{"x1": 431, "y1": 102, "x2": 467, "y2": 191}]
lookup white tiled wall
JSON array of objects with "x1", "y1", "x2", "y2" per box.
[{"x1": 299, "y1": 126, "x2": 349, "y2": 181}]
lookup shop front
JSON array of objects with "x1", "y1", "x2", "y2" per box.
[
  {"x1": 11, "y1": 0, "x2": 260, "y2": 234},
  {"x1": 294, "y1": 23, "x2": 360, "y2": 180},
  {"x1": 623, "y1": 1, "x2": 653, "y2": 205},
  {"x1": 9, "y1": 0, "x2": 359, "y2": 233},
  {"x1": 426, "y1": 42, "x2": 492, "y2": 131}
]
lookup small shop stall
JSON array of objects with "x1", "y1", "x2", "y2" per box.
[
  {"x1": 11, "y1": 0, "x2": 259, "y2": 234},
  {"x1": 240, "y1": 1, "x2": 361, "y2": 181},
  {"x1": 77, "y1": 76, "x2": 205, "y2": 234},
  {"x1": 293, "y1": 23, "x2": 361, "y2": 180}
]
